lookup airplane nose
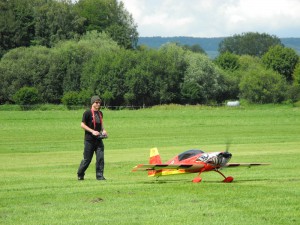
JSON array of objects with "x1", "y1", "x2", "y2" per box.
[{"x1": 220, "y1": 152, "x2": 232, "y2": 158}]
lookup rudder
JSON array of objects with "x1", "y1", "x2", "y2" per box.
[
  {"x1": 149, "y1": 147, "x2": 162, "y2": 164},
  {"x1": 148, "y1": 147, "x2": 162, "y2": 176}
]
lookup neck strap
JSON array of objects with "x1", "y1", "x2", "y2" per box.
[{"x1": 91, "y1": 109, "x2": 102, "y2": 130}]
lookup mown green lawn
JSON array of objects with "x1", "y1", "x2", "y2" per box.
[{"x1": 0, "y1": 105, "x2": 299, "y2": 225}]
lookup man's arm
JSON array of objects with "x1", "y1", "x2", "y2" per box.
[{"x1": 81, "y1": 122, "x2": 100, "y2": 136}]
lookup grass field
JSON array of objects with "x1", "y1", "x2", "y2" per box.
[{"x1": 1, "y1": 105, "x2": 300, "y2": 225}]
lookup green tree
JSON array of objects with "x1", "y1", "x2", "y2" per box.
[
  {"x1": 125, "y1": 67, "x2": 153, "y2": 106},
  {"x1": 33, "y1": 0, "x2": 85, "y2": 47},
  {"x1": 0, "y1": 0, "x2": 85, "y2": 54},
  {"x1": 262, "y1": 45, "x2": 299, "y2": 82},
  {"x1": 286, "y1": 84, "x2": 300, "y2": 103},
  {"x1": 0, "y1": 31, "x2": 120, "y2": 105},
  {"x1": 74, "y1": 0, "x2": 138, "y2": 49},
  {"x1": 182, "y1": 44, "x2": 206, "y2": 54},
  {"x1": 238, "y1": 55, "x2": 262, "y2": 71},
  {"x1": 289, "y1": 63, "x2": 300, "y2": 102},
  {"x1": 216, "y1": 70, "x2": 240, "y2": 102},
  {"x1": 293, "y1": 63, "x2": 300, "y2": 86},
  {"x1": 239, "y1": 68, "x2": 287, "y2": 103},
  {"x1": 81, "y1": 48, "x2": 128, "y2": 105},
  {"x1": 106, "y1": 1, "x2": 139, "y2": 49},
  {"x1": 101, "y1": 90, "x2": 114, "y2": 107},
  {"x1": 219, "y1": 32, "x2": 282, "y2": 57},
  {"x1": 214, "y1": 52, "x2": 240, "y2": 71},
  {"x1": 48, "y1": 31, "x2": 118, "y2": 103},
  {"x1": 156, "y1": 43, "x2": 187, "y2": 104},
  {"x1": 78, "y1": 89, "x2": 93, "y2": 106},
  {"x1": 124, "y1": 92, "x2": 134, "y2": 106},
  {"x1": 181, "y1": 53, "x2": 227, "y2": 104},
  {"x1": 0, "y1": 46, "x2": 51, "y2": 103},
  {"x1": 0, "y1": 0, "x2": 35, "y2": 57},
  {"x1": 125, "y1": 48, "x2": 161, "y2": 105}
]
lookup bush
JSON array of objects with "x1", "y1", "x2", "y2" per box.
[
  {"x1": 13, "y1": 87, "x2": 40, "y2": 110},
  {"x1": 287, "y1": 84, "x2": 300, "y2": 103},
  {"x1": 293, "y1": 62, "x2": 300, "y2": 86},
  {"x1": 61, "y1": 91, "x2": 80, "y2": 109},
  {"x1": 62, "y1": 90, "x2": 94, "y2": 109},
  {"x1": 78, "y1": 90, "x2": 93, "y2": 107},
  {"x1": 239, "y1": 69, "x2": 288, "y2": 103}
]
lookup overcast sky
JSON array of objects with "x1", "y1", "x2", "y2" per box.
[{"x1": 118, "y1": 0, "x2": 300, "y2": 38}]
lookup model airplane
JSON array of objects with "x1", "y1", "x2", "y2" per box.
[{"x1": 132, "y1": 147, "x2": 270, "y2": 183}]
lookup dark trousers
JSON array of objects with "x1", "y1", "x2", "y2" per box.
[{"x1": 77, "y1": 139, "x2": 104, "y2": 178}]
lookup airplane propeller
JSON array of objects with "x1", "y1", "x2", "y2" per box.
[
  {"x1": 217, "y1": 142, "x2": 232, "y2": 159},
  {"x1": 225, "y1": 141, "x2": 231, "y2": 153}
]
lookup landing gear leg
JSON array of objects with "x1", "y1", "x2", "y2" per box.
[
  {"x1": 192, "y1": 172, "x2": 203, "y2": 183},
  {"x1": 215, "y1": 170, "x2": 234, "y2": 183}
]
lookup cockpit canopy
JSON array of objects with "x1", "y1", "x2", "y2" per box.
[{"x1": 178, "y1": 149, "x2": 204, "y2": 161}]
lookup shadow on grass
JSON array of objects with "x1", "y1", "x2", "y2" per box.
[{"x1": 138, "y1": 177, "x2": 281, "y2": 184}]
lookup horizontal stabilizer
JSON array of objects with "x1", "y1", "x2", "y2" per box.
[
  {"x1": 225, "y1": 163, "x2": 270, "y2": 167},
  {"x1": 132, "y1": 164, "x2": 204, "y2": 172}
]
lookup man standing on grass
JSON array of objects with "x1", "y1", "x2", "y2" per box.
[{"x1": 77, "y1": 95, "x2": 108, "y2": 181}]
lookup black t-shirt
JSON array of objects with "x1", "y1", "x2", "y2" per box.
[{"x1": 82, "y1": 109, "x2": 103, "y2": 141}]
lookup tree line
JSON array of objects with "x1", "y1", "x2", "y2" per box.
[
  {"x1": 0, "y1": 0, "x2": 138, "y2": 58},
  {"x1": 0, "y1": 0, "x2": 300, "y2": 107}
]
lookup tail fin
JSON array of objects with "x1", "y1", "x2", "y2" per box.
[
  {"x1": 149, "y1": 147, "x2": 162, "y2": 164},
  {"x1": 148, "y1": 147, "x2": 162, "y2": 176}
]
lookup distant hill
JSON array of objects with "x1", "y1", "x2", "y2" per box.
[
  {"x1": 281, "y1": 38, "x2": 300, "y2": 54},
  {"x1": 138, "y1": 36, "x2": 300, "y2": 58}
]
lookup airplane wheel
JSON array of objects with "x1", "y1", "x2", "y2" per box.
[
  {"x1": 192, "y1": 177, "x2": 202, "y2": 183},
  {"x1": 223, "y1": 176, "x2": 234, "y2": 183}
]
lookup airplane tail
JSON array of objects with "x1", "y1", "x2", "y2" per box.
[{"x1": 148, "y1": 147, "x2": 162, "y2": 176}]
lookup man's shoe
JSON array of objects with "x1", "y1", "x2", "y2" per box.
[
  {"x1": 78, "y1": 176, "x2": 84, "y2": 180},
  {"x1": 97, "y1": 177, "x2": 106, "y2": 180}
]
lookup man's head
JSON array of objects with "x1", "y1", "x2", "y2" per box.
[
  {"x1": 91, "y1": 95, "x2": 101, "y2": 104},
  {"x1": 91, "y1": 96, "x2": 102, "y2": 110}
]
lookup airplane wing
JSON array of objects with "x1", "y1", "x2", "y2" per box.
[
  {"x1": 132, "y1": 164, "x2": 205, "y2": 172},
  {"x1": 225, "y1": 163, "x2": 270, "y2": 167}
]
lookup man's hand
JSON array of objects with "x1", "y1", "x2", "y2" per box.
[{"x1": 92, "y1": 130, "x2": 100, "y2": 136}]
